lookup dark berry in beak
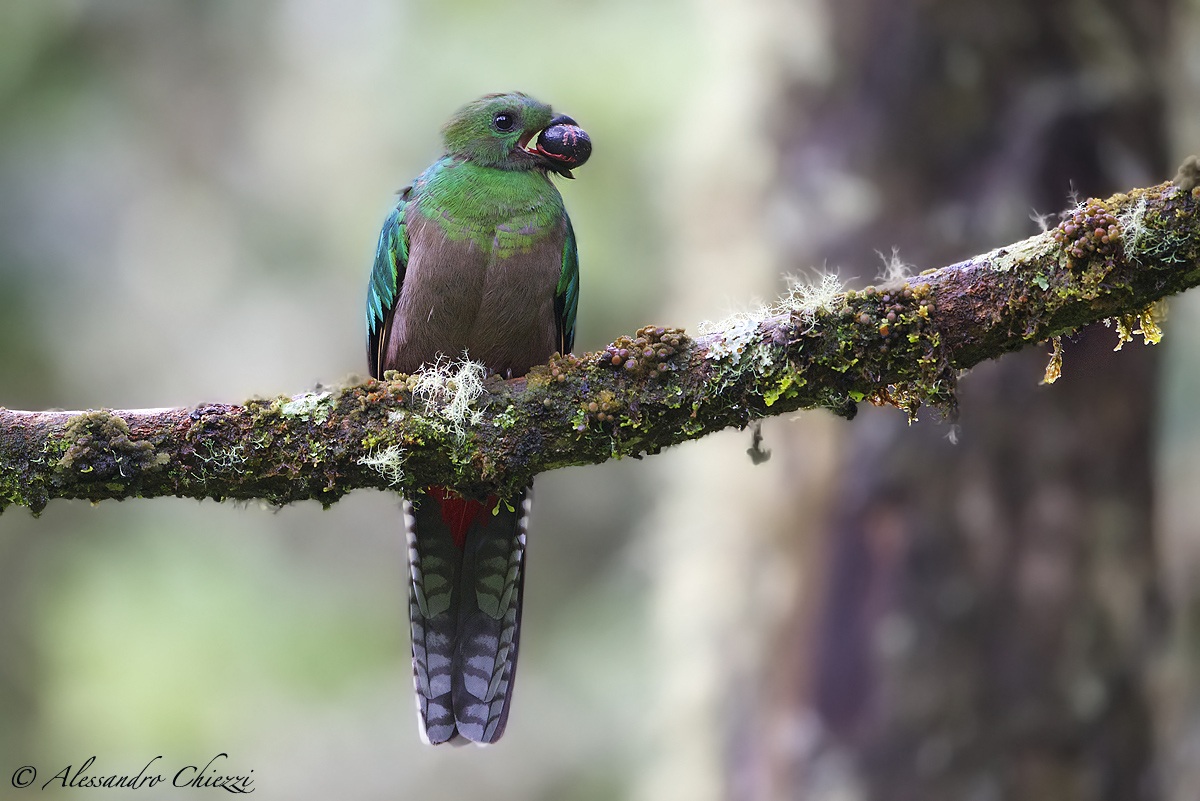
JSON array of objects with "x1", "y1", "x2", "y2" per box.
[{"x1": 536, "y1": 121, "x2": 592, "y2": 177}]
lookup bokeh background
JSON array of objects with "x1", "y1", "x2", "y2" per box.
[{"x1": 2, "y1": 1, "x2": 1200, "y2": 800}]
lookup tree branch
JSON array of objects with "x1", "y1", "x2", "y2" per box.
[{"x1": 4, "y1": 169, "x2": 1200, "y2": 514}]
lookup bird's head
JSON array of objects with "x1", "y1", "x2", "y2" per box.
[{"x1": 442, "y1": 92, "x2": 588, "y2": 178}]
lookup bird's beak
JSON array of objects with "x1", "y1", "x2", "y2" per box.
[{"x1": 522, "y1": 136, "x2": 574, "y2": 178}]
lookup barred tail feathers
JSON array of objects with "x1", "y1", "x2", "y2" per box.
[
  {"x1": 404, "y1": 496, "x2": 460, "y2": 744},
  {"x1": 405, "y1": 486, "x2": 531, "y2": 745}
]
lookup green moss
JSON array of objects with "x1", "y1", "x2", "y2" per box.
[
  {"x1": 1120, "y1": 190, "x2": 1194, "y2": 266},
  {"x1": 8, "y1": 174, "x2": 1192, "y2": 513},
  {"x1": 492, "y1": 405, "x2": 521, "y2": 431},
  {"x1": 763, "y1": 372, "x2": 797, "y2": 407},
  {"x1": 776, "y1": 280, "x2": 956, "y2": 422},
  {"x1": 53, "y1": 410, "x2": 166, "y2": 486}
]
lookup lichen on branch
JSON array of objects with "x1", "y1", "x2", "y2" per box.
[{"x1": 2, "y1": 171, "x2": 1199, "y2": 514}]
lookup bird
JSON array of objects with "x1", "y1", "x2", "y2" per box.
[{"x1": 364, "y1": 92, "x2": 588, "y2": 744}]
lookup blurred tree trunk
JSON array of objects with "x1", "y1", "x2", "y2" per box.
[
  {"x1": 754, "y1": 1, "x2": 1173, "y2": 799},
  {"x1": 1150, "y1": 9, "x2": 1200, "y2": 800}
]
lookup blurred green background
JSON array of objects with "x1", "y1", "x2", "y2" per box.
[
  {"x1": 3, "y1": 2, "x2": 1200, "y2": 800},
  {"x1": 0, "y1": 2, "x2": 754, "y2": 799},
  {"x1": 0, "y1": 1, "x2": 683, "y2": 798}
]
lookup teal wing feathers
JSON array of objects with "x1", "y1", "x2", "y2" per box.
[
  {"x1": 367, "y1": 188, "x2": 411, "y2": 379},
  {"x1": 555, "y1": 214, "x2": 579, "y2": 355}
]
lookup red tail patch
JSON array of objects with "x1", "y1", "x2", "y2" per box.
[{"x1": 428, "y1": 486, "x2": 499, "y2": 549}]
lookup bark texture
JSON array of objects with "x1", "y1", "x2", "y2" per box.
[{"x1": 1, "y1": 173, "x2": 1199, "y2": 515}]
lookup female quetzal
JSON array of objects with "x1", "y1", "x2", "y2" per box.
[{"x1": 365, "y1": 93, "x2": 588, "y2": 744}]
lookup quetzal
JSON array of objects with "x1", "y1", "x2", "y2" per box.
[{"x1": 364, "y1": 93, "x2": 588, "y2": 744}]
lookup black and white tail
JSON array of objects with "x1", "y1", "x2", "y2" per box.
[{"x1": 404, "y1": 486, "x2": 530, "y2": 744}]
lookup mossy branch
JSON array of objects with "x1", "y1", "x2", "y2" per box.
[{"x1": 4, "y1": 169, "x2": 1200, "y2": 514}]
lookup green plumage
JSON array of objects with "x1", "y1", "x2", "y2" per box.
[{"x1": 366, "y1": 93, "x2": 579, "y2": 377}]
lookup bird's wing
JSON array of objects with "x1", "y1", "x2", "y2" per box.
[
  {"x1": 554, "y1": 214, "x2": 579, "y2": 356},
  {"x1": 366, "y1": 187, "x2": 412, "y2": 379}
]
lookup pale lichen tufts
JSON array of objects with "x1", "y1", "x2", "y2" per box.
[
  {"x1": 359, "y1": 445, "x2": 406, "y2": 486},
  {"x1": 876, "y1": 247, "x2": 913, "y2": 282},
  {"x1": 1118, "y1": 197, "x2": 1149, "y2": 262},
  {"x1": 781, "y1": 272, "x2": 844, "y2": 330},
  {"x1": 411, "y1": 356, "x2": 488, "y2": 436},
  {"x1": 1029, "y1": 208, "x2": 1056, "y2": 233},
  {"x1": 699, "y1": 272, "x2": 843, "y2": 363}
]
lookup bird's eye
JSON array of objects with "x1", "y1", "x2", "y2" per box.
[{"x1": 492, "y1": 112, "x2": 517, "y2": 132}]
